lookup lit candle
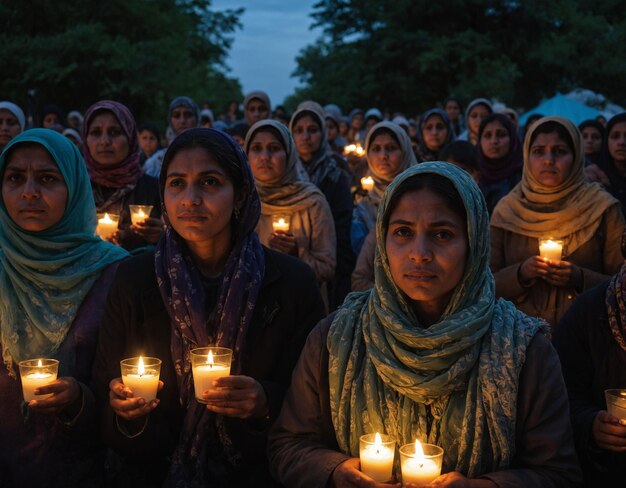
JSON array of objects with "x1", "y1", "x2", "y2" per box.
[
  {"x1": 538, "y1": 239, "x2": 563, "y2": 261},
  {"x1": 18, "y1": 358, "x2": 59, "y2": 402},
  {"x1": 400, "y1": 440, "x2": 444, "y2": 486},
  {"x1": 120, "y1": 356, "x2": 161, "y2": 402},
  {"x1": 191, "y1": 347, "x2": 232, "y2": 404},
  {"x1": 605, "y1": 389, "x2": 626, "y2": 421},
  {"x1": 129, "y1": 205, "x2": 154, "y2": 225},
  {"x1": 355, "y1": 144, "x2": 365, "y2": 157},
  {"x1": 361, "y1": 176, "x2": 375, "y2": 192},
  {"x1": 96, "y1": 212, "x2": 119, "y2": 240},
  {"x1": 359, "y1": 433, "x2": 395, "y2": 482},
  {"x1": 343, "y1": 144, "x2": 357, "y2": 156},
  {"x1": 272, "y1": 216, "x2": 290, "y2": 233}
]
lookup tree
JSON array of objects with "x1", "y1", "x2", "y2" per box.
[
  {"x1": 0, "y1": 0, "x2": 243, "y2": 124},
  {"x1": 289, "y1": 0, "x2": 626, "y2": 115}
]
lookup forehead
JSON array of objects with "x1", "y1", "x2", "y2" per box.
[
  {"x1": 389, "y1": 187, "x2": 464, "y2": 226},
  {"x1": 247, "y1": 99, "x2": 267, "y2": 109},
  {"x1": 166, "y1": 146, "x2": 224, "y2": 175},
  {"x1": 250, "y1": 130, "x2": 280, "y2": 145},
  {"x1": 424, "y1": 114, "x2": 445, "y2": 125},
  {"x1": 483, "y1": 120, "x2": 507, "y2": 132},
  {"x1": 470, "y1": 104, "x2": 490, "y2": 115},
  {"x1": 171, "y1": 106, "x2": 195, "y2": 115},
  {"x1": 6, "y1": 144, "x2": 58, "y2": 169},
  {"x1": 531, "y1": 131, "x2": 568, "y2": 145},
  {"x1": 371, "y1": 132, "x2": 398, "y2": 145},
  {"x1": 90, "y1": 111, "x2": 121, "y2": 126},
  {"x1": 293, "y1": 114, "x2": 319, "y2": 128},
  {"x1": 610, "y1": 121, "x2": 626, "y2": 133},
  {"x1": 0, "y1": 109, "x2": 18, "y2": 120}
]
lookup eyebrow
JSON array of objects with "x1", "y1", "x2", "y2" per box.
[
  {"x1": 5, "y1": 164, "x2": 61, "y2": 173},
  {"x1": 388, "y1": 218, "x2": 461, "y2": 228},
  {"x1": 166, "y1": 170, "x2": 225, "y2": 178}
]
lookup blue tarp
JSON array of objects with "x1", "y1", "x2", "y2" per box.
[{"x1": 519, "y1": 93, "x2": 602, "y2": 127}]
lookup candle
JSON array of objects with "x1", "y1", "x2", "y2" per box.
[
  {"x1": 96, "y1": 212, "x2": 119, "y2": 240},
  {"x1": 129, "y1": 205, "x2": 154, "y2": 225},
  {"x1": 354, "y1": 144, "x2": 365, "y2": 157},
  {"x1": 359, "y1": 433, "x2": 395, "y2": 482},
  {"x1": 191, "y1": 347, "x2": 233, "y2": 403},
  {"x1": 605, "y1": 389, "x2": 626, "y2": 421},
  {"x1": 18, "y1": 358, "x2": 59, "y2": 402},
  {"x1": 120, "y1": 356, "x2": 162, "y2": 402},
  {"x1": 538, "y1": 239, "x2": 563, "y2": 261},
  {"x1": 400, "y1": 440, "x2": 444, "y2": 486},
  {"x1": 272, "y1": 216, "x2": 290, "y2": 233},
  {"x1": 361, "y1": 176, "x2": 375, "y2": 192},
  {"x1": 343, "y1": 144, "x2": 357, "y2": 156}
]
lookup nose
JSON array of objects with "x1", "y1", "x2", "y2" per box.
[
  {"x1": 408, "y1": 234, "x2": 433, "y2": 262},
  {"x1": 21, "y1": 176, "x2": 40, "y2": 200},
  {"x1": 259, "y1": 147, "x2": 270, "y2": 161},
  {"x1": 180, "y1": 184, "x2": 201, "y2": 207}
]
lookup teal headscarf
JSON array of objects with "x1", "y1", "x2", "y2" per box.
[
  {"x1": 328, "y1": 162, "x2": 547, "y2": 476},
  {"x1": 0, "y1": 129, "x2": 128, "y2": 371}
]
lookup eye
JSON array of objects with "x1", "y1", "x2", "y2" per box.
[
  {"x1": 434, "y1": 229, "x2": 454, "y2": 241},
  {"x1": 5, "y1": 172, "x2": 22, "y2": 183},
  {"x1": 167, "y1": 177, "x2": 184, "y2": 188},
  {"x1": 88, "y1": 129, "x2": 102, "y2": 137},
  {"x1": 40, "y1": 174, "x2": 60, "y2": 184},
  {"x1": 200, "y1": 176, "x2": 220, "y2": 187},
  {"x1": 392, "y1": 226, "x2": 413, "y2": 238}
]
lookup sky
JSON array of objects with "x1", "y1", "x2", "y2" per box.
[{"x1": 212, "y1": 0, "x2": 321, "y2": 106}]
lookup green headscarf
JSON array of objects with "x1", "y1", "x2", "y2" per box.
[
  {"x1": 328, "y1": 162, "x2": 547, "y2": 476},
  {"x1": 0, "y1": 129, "x2": 128, "y2": 371}
]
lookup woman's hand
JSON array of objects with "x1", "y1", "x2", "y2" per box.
[
  {"x1": 331, "y1": 458, "x2": 400, "y2": 488},
  {"x1": 202, "y1": 375, "x2": 269, "y2": 419},
  {"x1": 409, "y1": 472, "x2": 496, "y2": 487},
  {"x1": 27, "y1": 376, "x2": 81, "y2": 415},
  {"x1": 543, "y1": 260, "x2": 582, "y2": 288},
  {"x1": 269, "y1": 232, "x2": 298, "y2": 256},
  {"x1": 592, "y1": 410, "x2": 626, "y2": 452},
  {"x1": 109, "y1": 377, "x2": 162, "y2": 421},
  {"x1": 130, "y1": 217, "x2": 164, "y2": 244},
  {"x1": 518, "y1": 256, "x2": 550, "y2": 283}
]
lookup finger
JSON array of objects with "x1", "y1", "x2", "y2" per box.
[
  {"x1": 34, "y1": 382, "x2": 67, "y2": 395},
  {"x1": 113, "y1": 400, "x2": 159, "y2": 420},
  {"x1": 111, "y1": 396, "x2": 146, "y2": 412},
  {"x1": 595, "y1": 431, "x2": 626, "y2": 447},
  {"x1": 213, "y1": 375, "x2": 253, "y2": 388},
  {"x1": 204, "y1": 404, "x2": 250, "y2": 417}
]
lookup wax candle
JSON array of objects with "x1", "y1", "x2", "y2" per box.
[
  {"x1": 18, "y1": 358, "x2": 59, "y2": 402},
  {"x1": 129, "y1": 205, "x2": 154, "y2": 225},
  {"x1": 605, "y1": 389, "x2": 626, "y2": 421},
  {"x1": 96, "y1": 212, "x2": 119, "y2": 240},
  {"x1": 359, "y1": 433, "x2": 395, "y2": 482},
  {"x1": 120, "y1": 356, "x2": 161, "y2": 402},
  {"x1": 538, "y1": 239, "x2": 563, "y2": 261},
  {"x1": 354, "y1": 144, "x2": 365, "y2": 157},
  {"x1": 361, "y1": 176, "x2": 375, "y2": 192},
  {"x1": 400, "y1": 440, "x2": 444, "y2": 486},
  {"x1": 191, "y1": 347, "x2": 233, "y2": 403},
  {"x1": 272, "y1": 216, "x2": 290, "y2": 233},
  {"x1": 343, "y1": 144, "x2": 357, "y2": 156}
]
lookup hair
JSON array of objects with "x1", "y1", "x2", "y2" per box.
[
  {"x1": 369, "y1": 127, "x2": 400, "y2": 147},
  {"x1": 440, "y1": 141, "x2": 479, "y2": 170},
  {"x1": 137, "y1": 122, "x2": 161, "y2": 141},
  {"x1": 246, "y1": 125, "x2": 286, "y2": 153},
  {"x1": 578, "y1": 119, "x2": 604, "y2": 138},
  {"x1": 384, "y1": 173, "x2": 467, "y2": 232},
  {"x1": 528, "y1": 120, "x2": 575, "y2": 154},
  {"x1": 291, "y1": 109, "x2": 321, "y2": 129},
  {"x1": 478, "y1": 113, "x2": 512, "y2": 141}
]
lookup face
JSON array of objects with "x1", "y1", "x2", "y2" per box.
[
  {"x1": 138, "y1": 129, "x2": 159, "y2": 157},
  {"x1": 163, "y1": 147, "x2": 235, "y2": 252},
  {"x1": 581, "y1": 126, "x2": 602, "y2": 156},
  {"x1": 247, "y1": 131, "x2": 288, "y2": 183},
  {"x1": 467, "y1": 104, "x2": 490, "y2": 134},
  {"x1": 0, "y1": 109, "x2": 21, "y2": 148},
  {"x1": 2, "y1": 145, "x2": 68, "y2": 231},
  {"x1": 608, "y1": 122, "x2": 626, "y2": 163},
  {"x1": 170, "y1": 106, "x2": 197, "y2": 135},
  {"x1": 480, "y1": 120, "x2": 511, "y2": 159},
  {"x1": 351, "y1": 113, "x2": 363, "y2": 130},
  {"x1": 86, "y1": 112, "x2": 130, "y2": 166},
  {"x1": 422, "y1": 114, "x2": 449, "y2": 151},
  {"x1": 445, "y1": 101, "x2": 461, "y2": 122},
  {"x1": 42, "y1": 113, "x2": 59, "y2": 128},
  {"x1": 245, "y1": 99, "x2": 269, "y2": 125},
  {"x1": 292, "y1": 114, "x2": 322, "y2": 160},
  {"x1": 368, "y1": 132, "x2": 403, "y2": 178},
  {"x1": 386, "y1": 188, "x2": 467, "y2": 323},
  {"x1": 326, "y1": 118, "x2": 338, "y2": 142},
  {"x1": 528, "y1": 131, "x2": 574, "y2": 187}
]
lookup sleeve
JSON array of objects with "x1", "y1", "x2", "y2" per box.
[
  {"x1": 351, "y1": 229, "x2": 375, "y2": 292},
  {"x1": 298, "y1": 198, "x2": 337, "y2": 283},
  {"x1": 268, "y1": 322, "x2": 350, "y2": 488},
  {"x1": 490, "y1": 225, "x2": 529, "y2": 301},
  {"x1": 481, "y1": 334, "x2": 583, "y2": 487}
]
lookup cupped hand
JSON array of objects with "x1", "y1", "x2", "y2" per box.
[
  {"x1": 202, "y1": 375, "x2": 269, "y2": 419},
  {"x1": 269, "y1": 232, "x2": 298, "y2": 256},
  {"x1": 543, "y1": 259, "x2": 581, "y2": 288},
  {"x1": 592, "y1": 410, "x2": 626, "y2": 452},
  {"x1": 27, "y1": 376, "x2": 81, "y2": 415},
  {"x1": 518, "y1": 256, "x2": 550, "y2": 282},
  {"x1": 109, "y1": 377, "x2": 163, "y2": 421},
  {"x1": 130, "y1": 217, "x2": 164, "y2": 243},
  {"x1": 331, "y1": 457, "x2": 400, "y2": 488}
]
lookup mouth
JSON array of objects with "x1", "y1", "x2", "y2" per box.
[
  {"x1": 19, "y1": 208, "x2": 46, "y2": 216},
  {"x1": 177, "y1": 213, "x2": 207, "y2": 222},
  {"x1": 404, "y1": 272, "x2": 437, "y2": 283}
]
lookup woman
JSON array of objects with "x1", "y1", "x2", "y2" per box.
[
  {"x1": 269, "y1": 162, "x2": 582, "y2": 487},
  {"x1": 416, "y1": 108, "x2": 455, "y2": 162},
  {"x1": 144, "y1": 96, "x2": 200, "y2": 177},
  {"x1": 325, "y1": 110, "x2": 346, "y2": 155},
  {"x1": 83, "y1": 100, "x2": 163, "y2": 251},
  {"x1": 290, "y1": 102, "x2": 355, "y2": 309},
  {"x1": 443, "y1": 97, "x2": 464, "y2": 136},
  {"x1": 243, "y1": 90, "x2": 271, "y2": 126},
  {"x1": 578, "y1": 119, "x2": 604, "y2": 166},
  {"x1": 0, "y1": 101, "x2": 25, "y2": 151},
  {"x1": 554, "y1": 240, "x2": 626, "y2": 486},
  {"x1": 0, "y1": 129, "x2": 128, "y2": 486},
  {"x1": 477, "y1": 113, "x2": 523, "y2": 214},
  {"x1": 491, "y1": 116, "x2": 624, "y2": 329},
  {"x1": 458, "y1": 98, "x2": 493, "y2": 145},
  {"x1": 246, "y1": 119, "x2": 336, "y2": 285},
  {"x1": 41, "y1": 104, "x2": 65, "y2": 129},
  {"x1": 92, "y1": 128, "x2": 325, "y2": 487}
]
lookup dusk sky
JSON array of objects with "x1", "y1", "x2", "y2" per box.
[{"x1": 212, "y1": 0, "x2": 321, "y2": 106}]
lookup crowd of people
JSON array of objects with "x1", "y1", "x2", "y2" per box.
[{"x1": 0, "y1": 91, "x2": 625, "y2": 488}]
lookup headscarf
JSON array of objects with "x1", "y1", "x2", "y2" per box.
[
  {"x1": 477, "y1": 113, "x2": 523, "y2": 185},
  {"x1": 0, "y1": 129, "x2": 128, "y2": 372},
  {"x1": 154, "y1": 128, "x2": 265, "y2": 484},
  {"x1": 491, "y1": 116, "x2": 619, "y2": 255},
  {"x1": 245, "y1": 119, "x2": 325, "y2": 212},
  {"x1": 243, "y1": 91, "x2": 271, "y2": 114},
  {"x1": 82, "y1": 100, "x2": 143, "y2": 193},
  {"x1": 328, "y1": 162, "x2": 546, "y2": 476},
  {"x1": 465, "y1": 98, "x2": 493, "y2": 123},
  {"x1": 417, "y1": 108, "x2": 456, "y2": 162},
  {"x1": 0, "y1": 101, "x2": 26, "y2": 130},
  {"x1": 168, "y1": 96, "x2": 200, "y2": 134}
]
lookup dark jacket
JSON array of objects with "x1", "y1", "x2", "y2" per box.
[
  {"x1": 92, "y1": 247, "x2": 325, "y2": 487},
  {"x1": 554, "y1": 281, "x2": 626, "y2": 487}
]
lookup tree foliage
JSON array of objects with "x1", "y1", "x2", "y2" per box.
[
  {"x1": 0, "y1": 0, "x2": 243, "y2": 124},
  {"x1": 289, "y1": 0, "x2": 626, "y2": 114}
]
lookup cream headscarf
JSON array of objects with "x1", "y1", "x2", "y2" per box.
[{"x1": 491, "y1": 116, "x2": 619, "y2": 255}]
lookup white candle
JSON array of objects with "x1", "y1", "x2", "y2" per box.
[
  {"x1": 361, "y1": 176, "x2": 375, "y2": 192},
  {"x1": 272, "y1": 217, "x2": 290, "y2": 233},
  {"x1": 121, "y1": 356, "x2": 161, "y2": 402},
  {"x1": 343, "y1": 144, "x2": 357, "y2": 155},
  {"x1": 129, "y1": 205, "x2": 154, "y2": 225},
  {"x1": 605, "y1": 389, "x2": 626, "y2": 421},
  {"x1": 400, "y1": 440, "x2": 443, "y2": 487},
  {"x1": 355, "y1": 144, "x2": 365, "y2": 157},
  {"x1": 539, "y1": 239, "x2": 563, "y2": 261},
  {"x1": 359, "y1": 433, "x2": 395, "y2": 482},
  {"x1": 96, "y1": 212, "x2": 119, "y2": 240},
  {"x1": 192, "y1": 349, "x2": 231, "y2": 403},
  {"x1": 19, "y1": 358, "x2": 59, "y2": 402}
]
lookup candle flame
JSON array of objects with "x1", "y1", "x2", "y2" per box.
[
  {"x1": 37, "y1": 359, "x2": 43, "y2": 368},
  {"x1": 207, "y1": 350, "x2": 214, "y2": 367},
  {"x1": 138, "y1": 356, "x2": 145, "y2": 376},
  {"x1": 278, "y1": 218, "x2": 285, "y2": 226},
  {"x1": 415, "y1": 439, "x2": 425, "y2": 462},
  {"x1": 99, "y1": 212, "x2": 113, "y2": 224}
]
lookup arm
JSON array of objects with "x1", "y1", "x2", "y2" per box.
[
  {"x1": 490, "y1": 226, "x2": 529, "y2": 301},
  {"x1": 352, "y1": 229, "x2": 375, "y2": 292},
  {"x1": 298, "y1": 198, "x2": 337, "y2": 283}
]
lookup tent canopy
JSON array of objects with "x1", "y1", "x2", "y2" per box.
[{"x1": 519, "y1": 93, "x2": 602, "y2": 127}]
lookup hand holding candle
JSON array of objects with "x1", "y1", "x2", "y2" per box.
[
  {"x1": 129, "y1": 205, "x2": 154, "y2": 225},
  {"x1": 96, "y1": 212, "x2": 120, "y2": 240},
  {"x1": 359, "y1": 433, "x2": 395, "y2": 482},
  {"x1": 400, "y1": 440, "x2": 443, "y2": 486},
  {"x1": 191, "y1": 347, "x2": 232, "y2": 403},
  {"x1": 19, "y1": 358, "x2": 59, "y2": 402}
]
